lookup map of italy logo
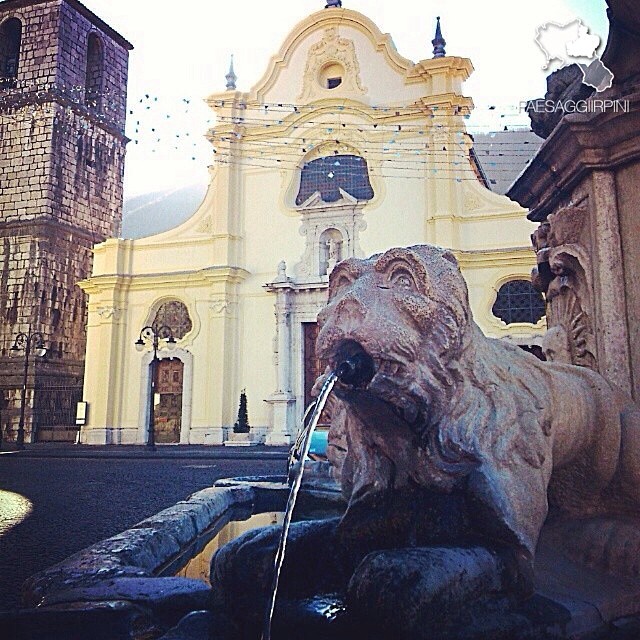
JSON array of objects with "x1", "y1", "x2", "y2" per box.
[{"x1": 535, "y1": 19, "x2": 613, "y2": 92}]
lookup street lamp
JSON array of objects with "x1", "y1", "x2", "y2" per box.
[
  {"x1": 135, "y1": 325, "x2": 176, "y2": 448},
  {"x1": 10, "y1": 329, "x2": 47, "y2": 449}
]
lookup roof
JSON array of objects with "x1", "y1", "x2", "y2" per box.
[
  {"x1": 0, "y1": 0, "x2": 133, "y2": 50},
  {"x1": 472, "y1": 129, "x2": 543, "y2": 195}
]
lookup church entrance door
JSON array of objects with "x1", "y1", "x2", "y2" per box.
[
  {"x1": 154, "y1": 358, "x2": 183, "y2": 444},
  {"x1": 303, "y1": 322, "x2": 330, "y2": 426}
]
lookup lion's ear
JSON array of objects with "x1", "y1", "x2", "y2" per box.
[{"x1": 442, "y1": 251, "x2": 458, "y2": 266}]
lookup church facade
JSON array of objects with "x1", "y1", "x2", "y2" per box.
[{"x1": 80, "y1": 6, "x2": 544, "y2": 446}]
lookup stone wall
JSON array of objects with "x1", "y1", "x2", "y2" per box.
[{"x1": 0, "y1": 0, "x2": 131, "y2": 441}]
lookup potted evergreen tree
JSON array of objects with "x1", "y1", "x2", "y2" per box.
[
  {"x1": 227, "y1": 389, "x2": 255, "y2": 445},
  {"x1": 233, "y1": 389, "x2": 250, "y2": 434}
]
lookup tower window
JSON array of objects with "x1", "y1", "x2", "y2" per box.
[
  {"x1": 85, "y1": 33, "x2": 104, "y2": 111},
  {"x1": 327, "y1": 77, "x2": 342, "y2": 89},
  {"x1": 492, "y1": 280, "x2": 545, "y2": 325},
  {"x1": 0, "y1": 18, "x2": 22, "y2": 89},
  {"x1": 296, "y1": 154, "x2": 374, "y2": 205}
]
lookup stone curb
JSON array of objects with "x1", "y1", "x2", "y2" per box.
[{"x1": 22, "y1": 484, "x2": 255, "y2": 610}]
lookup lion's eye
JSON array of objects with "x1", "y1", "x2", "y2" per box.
[
  {"x1": 390, "y1": 270, "x2": 416, "y2": 291},
  {"x1": 331, "y1": 275, "x2": 354, "y2": 298}
]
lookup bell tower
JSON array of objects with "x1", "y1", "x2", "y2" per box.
[{"x1": 0, "y1": 0, "x2": 132, "y2": 443}]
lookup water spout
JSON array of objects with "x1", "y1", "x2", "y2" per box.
[{"x1": 335, "y1": 349, "x2": 375, "y2": 388}]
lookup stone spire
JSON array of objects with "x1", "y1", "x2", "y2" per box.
[
  {"x1": 432, "y1": 16, "x2": 446, "y2": 58},
  {"x1": 225, "y1": 55, "x2": 237, "y2": 91},
  {"x1": 325, "y1": 0, "x2": 342, "y2": 8}
]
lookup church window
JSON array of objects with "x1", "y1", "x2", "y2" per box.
[
  {"x1": 492, "y1": 280, "x2": 545, "y2": 325},
  {"x1": 0, "y1": 18, "x2": 22, "y2": 89},
  {"x1": 296, "y1": 154, "x2": 374, "y2": 205},
  {"x1": 153, "y1": 300, "x2": 192, "y2": 340},
  {"x1": 319, "y1": 62, "x2": 344, "y2": 90},
  {"x1": 85, "y1": 33, "x2": 104, "y2": 111}
]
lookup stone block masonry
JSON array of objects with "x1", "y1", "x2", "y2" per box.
[{"x1": 0, "y1": 0, "x2": 132, "y2": 442}]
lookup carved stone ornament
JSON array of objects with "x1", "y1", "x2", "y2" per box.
[
  {"x1": 96, "y1": 306, "x2": 123, "y2": 320},
  {"x1": 197, "y1": 215, "x2": 213, "y2": 234},
  {"x1": 299, "y1": 27, "x2": 366, "y2": 102},
  {"x1": 463, "y1": 191, "x2": 482, "y2": 212},
  {"x1": 543, "y1": 249, "x2": 596, "y2": 368},
  {"x1": 209, "y1": 297, "x2": 237, "y2": 317},
  {"x1": 531, "y1": 205, "x2": 596, "y2": 368}
]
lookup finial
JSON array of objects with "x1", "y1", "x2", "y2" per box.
[
  {"x1": 325, "y1": 0, "x2": 342, "y2": 7},
  {"x1": 225, "y1": 55, "x2": 237, "y2": 91},
  {"x1": 432, "y1": 16, "x2": 446, "y2": 58}
]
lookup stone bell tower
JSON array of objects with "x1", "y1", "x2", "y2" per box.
[{"x1": 0, "y1": 0, "x2": 132, "y2": 442}]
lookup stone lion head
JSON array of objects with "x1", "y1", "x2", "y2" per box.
[{"x1": 317, "y1": 245, "x2": 472, "y2": 438}]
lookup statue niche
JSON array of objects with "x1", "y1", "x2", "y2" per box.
[{"x1": 319, "y1": 228, "x2": 343, "y2": 276}]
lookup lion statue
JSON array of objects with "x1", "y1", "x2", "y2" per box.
[{"x1": 211, "y1": 245, "x2": 640, "y2": 639}]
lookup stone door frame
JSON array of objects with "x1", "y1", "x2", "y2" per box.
[{"x1": 137, "y1": 348, "x2": 193, "y2": 444}]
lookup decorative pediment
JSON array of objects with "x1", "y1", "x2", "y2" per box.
[
  {"x1": 299, "y1": 28, "x2": 366, "y2": 102},
  {"x1": 297, "y1": 188, "x2": 358, "y2": 210}
]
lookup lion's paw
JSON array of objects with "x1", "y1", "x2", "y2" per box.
[
  {"x1": 550, "y1": 517, "x2": 640, "y2": 577},
  {"x1": 346, "y1": 546, "x2": 506, "y2": 636}
]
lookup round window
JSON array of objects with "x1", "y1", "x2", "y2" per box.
[{"x1": 319, "y1": 62, "x2": 344, "y2": 90}]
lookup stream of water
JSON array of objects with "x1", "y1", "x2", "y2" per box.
[{"x1": 261, "y1": 371, "x2": 339, "y2": 640}]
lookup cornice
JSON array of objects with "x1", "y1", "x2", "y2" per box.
[
  {"x1": 79, "y1": 266, "x2": 250, "y2": 295},
  {"x1": 407, "y1": 57, "x2": 474, "y2": 83},
  {"x1": 453, "y1": 247, "x2": 536, "y2": 269}
]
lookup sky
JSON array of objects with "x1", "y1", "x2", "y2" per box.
[{"x1": 78, "y1": 0, "x2": 609, "y2": 198}]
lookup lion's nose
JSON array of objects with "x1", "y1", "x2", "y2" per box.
[{"x1": 334, "y1": 295, "x2": 366, "y2": 324}]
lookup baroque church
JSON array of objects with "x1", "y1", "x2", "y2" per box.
[{"x1": 78, "y1": 3, "x2": 545, "y2": 446}]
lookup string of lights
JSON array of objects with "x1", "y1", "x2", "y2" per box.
[
  {"x1": 210, "y1": 154, "x2": 510, "y2": 182},
  {"x1": 2, "y1": 79, "x2": 539, "y2": 172}
]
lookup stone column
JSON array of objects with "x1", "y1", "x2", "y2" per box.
[
  {"x1": 265, "y1": 286, "x2": 295, "y2": 446},
  {"x1": 591, "y1": 169, "x2": 633, "y2": 395}
]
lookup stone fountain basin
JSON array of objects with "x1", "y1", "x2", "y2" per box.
[
  {"x1": 9, "y1": 475, "x2": 640, "y2": 640},
  {"x1": 7, "y1": 475, "x2": 344, "y2": 640}
]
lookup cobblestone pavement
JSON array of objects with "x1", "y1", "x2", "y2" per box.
[{"x1": 0, "y1": 454, "x2": 286, "y2": 612}]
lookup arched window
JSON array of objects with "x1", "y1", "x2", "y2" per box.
[
  {"x1": 296, "y1": 154, "x2": 374, "y2": 205},
  {"x1": 0, "y1": 18, "x2": 22, "y2": 89},
  {"x1": 85, "y1": 33, "x2": 104, "y2": 111},
  {"x1": 492, "y1": 280, "x2": 545, "y2": 325},
  {"x1": 153, "y1": 301, "x2": 192, "y2": 339}
]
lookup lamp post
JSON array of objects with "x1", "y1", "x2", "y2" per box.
[
  {"x1": 135, "y1": 325, "x2": 176, "y2": 448},
  {"x1": 10, "y1": 329, "x2": 47, "y2": 449}
]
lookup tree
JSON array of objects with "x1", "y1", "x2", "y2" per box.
[{"x1": 234, "y1": 389, "x2": 250, "y2": 434}]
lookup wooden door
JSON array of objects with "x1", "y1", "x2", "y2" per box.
[
  {"x1": 303, "y1": 322, "x2": 330, "y2": 426},
  {"x1": 154, "y1": 358, "x2": 183, "y2": 444}
]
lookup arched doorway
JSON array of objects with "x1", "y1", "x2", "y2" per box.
[{"x1": 154, "y1": 358, "x2": 184, "y2": 444}]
